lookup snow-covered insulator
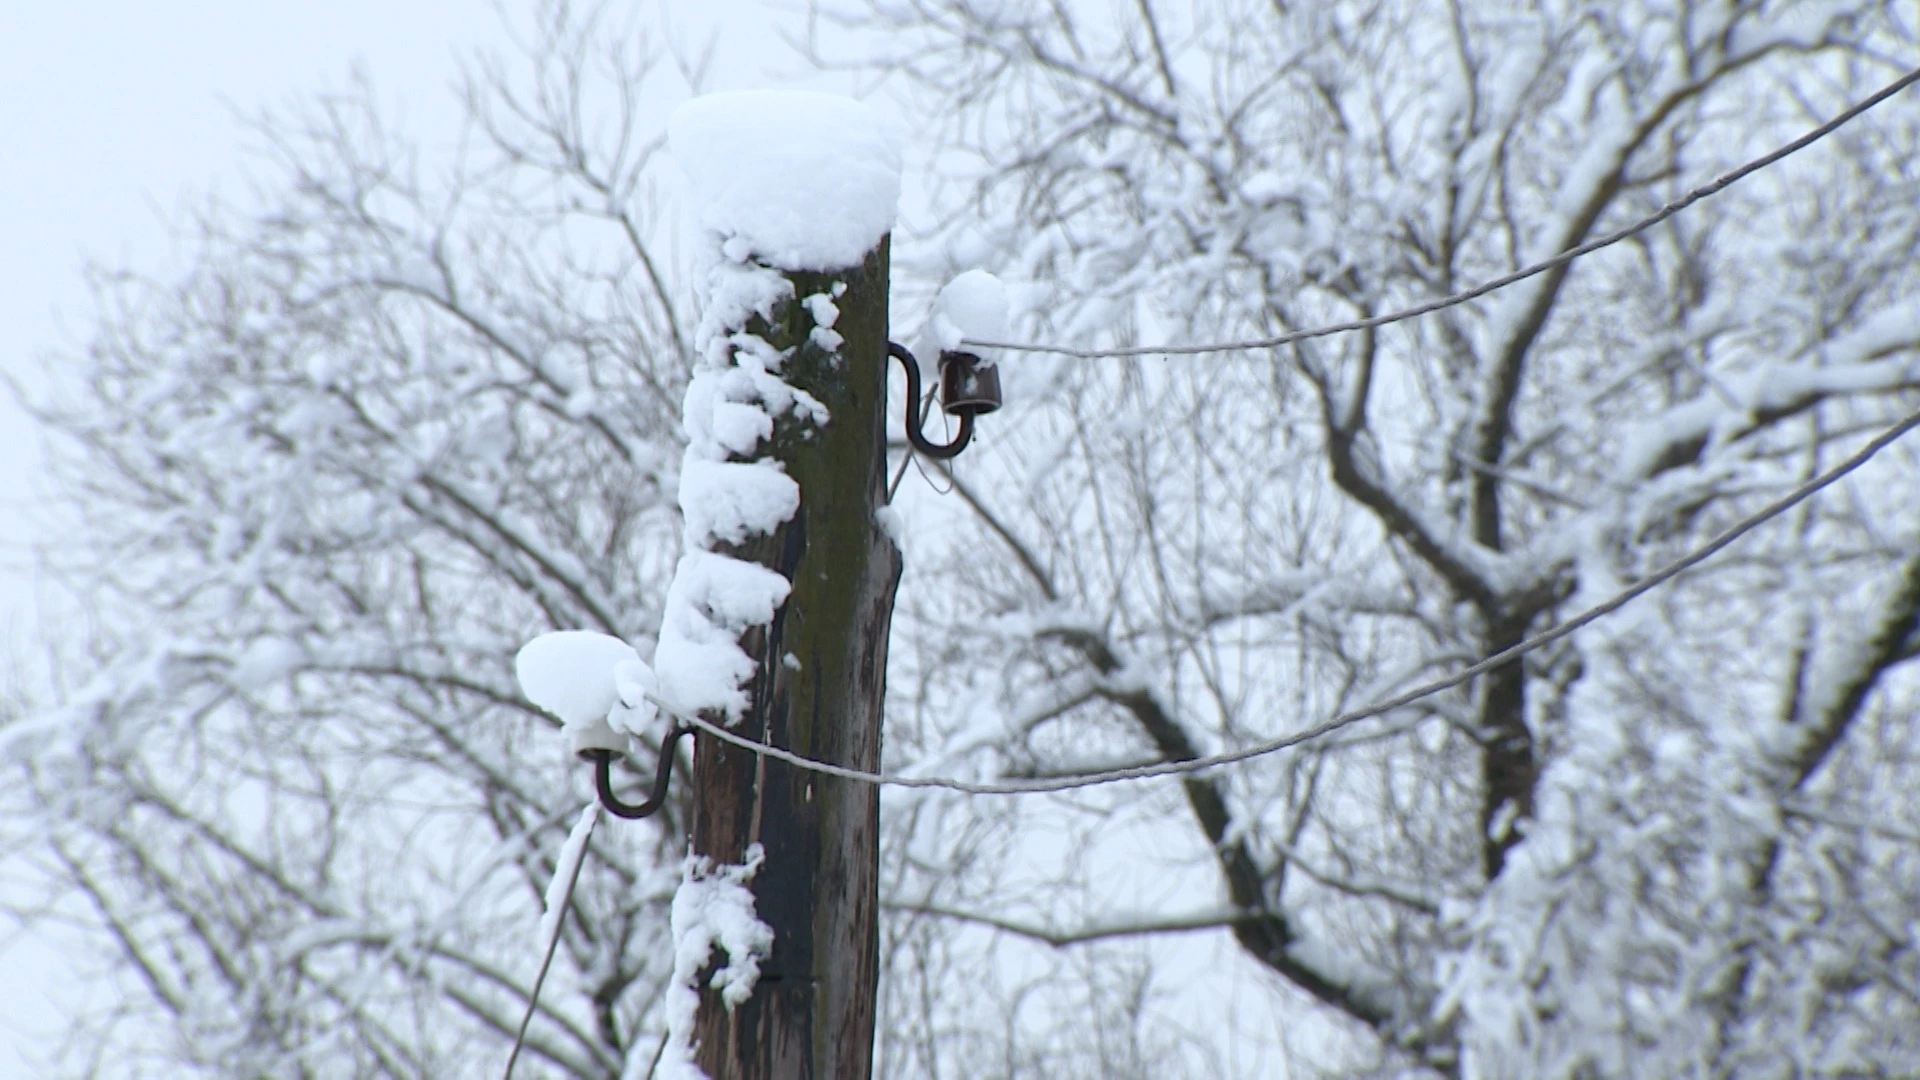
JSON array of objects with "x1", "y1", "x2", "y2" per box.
[
  {"x1": 514, "y1": 629, "x2": 684, "y2": 820},
  {"x1": 937, "y1": 350, "x2": 1002, "y2": 417}
]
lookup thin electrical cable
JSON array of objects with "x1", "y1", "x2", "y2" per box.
[
  {"x1": 965, "y1": 65, "x2": 1920, "y2": 360},
  {"x1": 677, "y1": 409, "x2": 1920, "y2": 795},
  {"x1": 889, "y1": 378, "x2": 949, "y2": 501},
  {"x1": 502, "y1": 804, "x2": 600, "y2": 1080}
]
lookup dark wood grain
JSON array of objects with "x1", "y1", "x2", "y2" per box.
[{"x1": 689, "y1": 239, "x2": 899, "y2": 1080}]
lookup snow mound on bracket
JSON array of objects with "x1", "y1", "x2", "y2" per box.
[
  {"x1": 930, "y1": 269, "x2": 1010, "y2": 353},
  {"x1": 514, "y1": 630, "x2": 658, "y2": 751},
  {"x1": 515, "y1": 630, "x2": 637, "y2": 727}
]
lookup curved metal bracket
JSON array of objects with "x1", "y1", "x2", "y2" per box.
[
  {"x1": 584, "y1": 725, "x2": 686, "y2": 820},
  {"x1": 888, "y1": 342, "x2": 974, "y2": 459}
]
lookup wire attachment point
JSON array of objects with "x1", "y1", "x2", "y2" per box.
[{"x1": 889, "y1": 342, "x2": 1000, "y2": 458}]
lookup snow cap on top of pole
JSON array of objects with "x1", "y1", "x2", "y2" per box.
[{"x1": 669, "y1": 90, "x2": 903, "y2": 271}]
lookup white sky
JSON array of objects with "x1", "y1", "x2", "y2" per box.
[{"x1": 0, "y1": 2, "x2": 823, "y2": 1070}]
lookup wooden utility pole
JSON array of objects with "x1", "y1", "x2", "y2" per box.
[{"x1": 687, "y1": 238, "x2": 900, "y2": 1079}]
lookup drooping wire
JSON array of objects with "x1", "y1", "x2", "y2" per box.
[
  {"x1": 965, "y1": 65, "x2": 1920, "y2": 361},
  {"x1": 502, "y1": 803, "x2": 601, "y2": 1080},
  {"x1": 673, "y1": 409, "x2": 1920, "y2": 795}
]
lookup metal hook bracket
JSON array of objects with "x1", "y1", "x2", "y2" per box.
[
  {"x1": 888, "y1": 342, "x2": 1001, "y2": 459},
  {"x1": 583, "y1": 724, "x2": 686, "y2": 819}
]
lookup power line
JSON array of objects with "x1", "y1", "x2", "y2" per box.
[
  {"x1": 679, "y1": 408, "x2": 1920, "y2": 794},
  {"x1": 965, "y1": 65, "x2": 1920, "y2": 361},
  {"x1": 502, "y1": 803, "x2": 600, "y2": 1080}
]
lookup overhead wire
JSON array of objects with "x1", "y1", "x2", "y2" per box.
[
  {"x1": 963, "y1": 65, "x2": 1920, "y2": 361},
  {"x1": 501, "y1": 804, "x2": 600, "y2": 1080},
  {"x1": 675, "y1": 408, "x2": 1920, "y2": 794}
]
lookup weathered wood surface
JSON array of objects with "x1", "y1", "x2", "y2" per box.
[{"x1": 690, "y1": 239, "x2": 899, "y2": 1080}]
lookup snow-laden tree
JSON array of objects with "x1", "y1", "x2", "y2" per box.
[
  {"x1": 838, "y1": 1, "x2": 1920, "y2": 1076},
  {"x1": 3, "y1": 9, "x2": 700, "y2": 1076},
  {"x1": 5, "y1": 0, "x2": 1919, "y2": 1077}
]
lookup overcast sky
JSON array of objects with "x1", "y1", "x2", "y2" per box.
[{"x1": 0, "y1": 3, "x2": 819, "y2": 1069}]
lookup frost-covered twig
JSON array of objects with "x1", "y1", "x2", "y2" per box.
[{"x1": 970, "y1": 65, "x2": 1920, "y2": 359}]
